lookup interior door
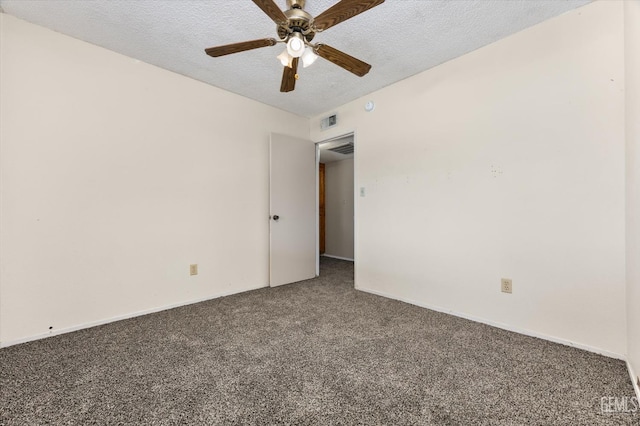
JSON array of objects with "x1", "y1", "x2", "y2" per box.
[
  {"x1": 319, "y1": 163, "x2": 326, "y2": 254},
  {"x1": 269, "y1": 133, "x2": 316, "y2": 287}
]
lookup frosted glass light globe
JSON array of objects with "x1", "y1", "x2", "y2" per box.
[{"x1": 287, "y1": 34, "x2": 305, "y2": 58}]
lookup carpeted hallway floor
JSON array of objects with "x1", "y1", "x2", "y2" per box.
[{"x1": 0, "y1": 257, "x2": 637, "y2": 425}]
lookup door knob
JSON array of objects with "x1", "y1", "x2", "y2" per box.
[{"x1": 273, "y1": 215, "x2": 280, "y2": 221}]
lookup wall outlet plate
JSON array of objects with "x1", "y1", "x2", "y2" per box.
[
  {"x1": 190, "y1": 264, "x2": 198, "y2": 276},
  {"x1": 501, "y1": 278, "x2": 512, "y2": 294}
]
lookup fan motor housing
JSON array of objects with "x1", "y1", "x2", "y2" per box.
[{"x1": 278, "y1": 8, "x2": 315, "y2": 42}]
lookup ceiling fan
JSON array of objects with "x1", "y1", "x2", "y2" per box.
[{"x1": 204, "y1": 0, "x2": 385, "y2": 92}]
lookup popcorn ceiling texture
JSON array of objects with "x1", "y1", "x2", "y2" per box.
[{"x1": 0, "y1": 0, "x2": 590, "y2": 117}]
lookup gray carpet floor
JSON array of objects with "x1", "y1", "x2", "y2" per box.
[{"x1": 1, "y1": 257, "x2": 637, "y2": 425}]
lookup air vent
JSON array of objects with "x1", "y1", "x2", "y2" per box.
[
  {"x1": 320, "y1": 114, "x2": 337, "y2": 130},
  {"x1": 328, "y1": 142, "x2": 354, "y2": 155}
]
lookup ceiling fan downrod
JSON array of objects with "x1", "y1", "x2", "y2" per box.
[{"x1": 287, "y1": 0, "x2": 306, "y2": 9}]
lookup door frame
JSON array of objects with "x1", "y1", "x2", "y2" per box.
[{"x1": 315, "y1": 131, "x2": 356, "y2": 277}]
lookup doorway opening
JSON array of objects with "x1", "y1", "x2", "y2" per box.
[{"x1": 316, "y1": 133, "x2": 355, "y2": 276}]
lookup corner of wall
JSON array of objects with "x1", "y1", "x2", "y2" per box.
[
  {"x1": 0, "y1": 14, "x2": 308, "y2": 344},
  {"x1": 625, "y1": 0, "x2": 640, "y2": 399}
]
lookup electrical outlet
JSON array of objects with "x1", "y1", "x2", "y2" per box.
[
  {"x1": 190, "y1": 264, "x2": 198, "y2": 276},
  {"x1": 501, "y1": 278, "x2": 512, "y2": 294}
]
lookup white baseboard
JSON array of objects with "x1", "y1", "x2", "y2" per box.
[
  {"x1": 322, "y1": 254, "x2": 354, "y2": 262},
  {"x1": 3, "y1": 281, "x2": 631, "y2": 375},
  {"x1": 628, "y1": 361, "x2": 640, "y2": 399},
  {"x1": 0, "y1": 283, "x2": 267, "y2": 348},
  {"x1": 357, "y1": 287, "x2": 625, "y2": 360}
]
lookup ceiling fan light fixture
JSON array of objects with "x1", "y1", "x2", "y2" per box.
[
  {"x1": 205, "y1": 0, "x2": 385, "y2": 92},
  {"x1": 277, "y1": 49, "x2": 293, "y2": 67},
  {"x1": 301, "y1": 47, "x2": 318, "y2": 68},
  {"x1": 286, "y1": 33, "x2": 305, "y2": 58}
]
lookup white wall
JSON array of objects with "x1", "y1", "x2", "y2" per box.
[
  {"x1": 625, "y1": 0, "x2": 640, "y2": 393},
  {"x1": 311, "y1": 1, "x2": 626, "y2": 357},
  {"x1": 0, "y1": 14, "x2": 309, "y2": 345},
  {"x1": 324, "y1": 159, "x2": 354, "y2": 260}
]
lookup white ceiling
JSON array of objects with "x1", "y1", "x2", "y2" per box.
[{"x1": 0, "y1": 0, "x2": 591, "y2": 118}]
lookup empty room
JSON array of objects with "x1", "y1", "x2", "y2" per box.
[{"x1": 1, "y1": 0, "x2": 639, "y2": 424}]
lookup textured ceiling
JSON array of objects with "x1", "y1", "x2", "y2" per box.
[{"x1": 0, "y1": 0, "x2": 591, "y2": 118}]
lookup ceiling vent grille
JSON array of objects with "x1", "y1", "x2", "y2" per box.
[{"x1": 328, "y1": 142, "x2": 354, "y2": 155}]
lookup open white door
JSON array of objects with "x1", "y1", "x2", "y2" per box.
[{"x1": 269, "y1": 133, "x2": 316, "y2": 287}]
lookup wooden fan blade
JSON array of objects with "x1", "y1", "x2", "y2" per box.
[
  {"x1": 315, "y1": 44, "x2": 371, "y2": 77},
  {"x1": 205, "y1": 38, "x2": 276, "y2": 57},
  {"x1": 252, "y1": 0, "x2": 288, "y2": 24},
  {"x1": 313, "y1": 0, "x2": 385, "y2": 31},
  {"x1": 280, "y1": 57, "x2": 299, "y2": 92}
]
